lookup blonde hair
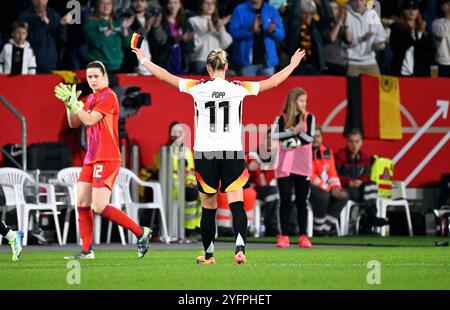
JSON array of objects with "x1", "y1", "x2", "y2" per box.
[
  {"x1": 206, "y1": 49, "x2": 228, "y2": 71},
  {"x1": 283, "y1": 87, "x2": 307, "y2": 128}
]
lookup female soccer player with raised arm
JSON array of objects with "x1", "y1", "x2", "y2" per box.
[
  {"x1": 54, "y1": 61, "x2": 152, "y2": 259},
  {"x1": 132, "y1": 46, "x2": 305, "y2": 264}
]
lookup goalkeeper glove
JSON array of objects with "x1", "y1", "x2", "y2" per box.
[{"x1": 54, "y1": 83, "x2": 84, "y2": 114}]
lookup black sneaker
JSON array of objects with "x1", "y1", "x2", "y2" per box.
[{"x1": 137, "y1": 227, "x2": 152, "y2": 258}]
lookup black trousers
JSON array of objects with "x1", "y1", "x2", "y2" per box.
[
  {"x1": 309, "y1": 185, "x2": 348, "y2": 219},
  {"x1": 277, "y1": 174, "x2": 310, "y2": 236}
]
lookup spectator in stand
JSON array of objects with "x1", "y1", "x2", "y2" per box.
[
  {"x1": 229, "y1": 0, "x2": 285, "y2": 76},
  {"x1": 323, "y1": 0, "x2": 352, "y2": 75},
  {"x1": 58, "y1": 0, "x2": 91, "y2": 70},
  {"x1": 0, "y1": 21, "x2": 36, "y2": 75},
  {"x1": 189, "y1": 0, "x2": 233, "y2": 75},
  {"x1": 148, "y1": 0, "x2": 194, "y2": 74},
  {"x1": 334, "y1": 128, "x2": 388, "y2": 234},
  {"x1": 121, "y1": 0, "x2": 159, "y2": 75},
  {"x1": 390, "y1": 0, "x2": 433, "y2": 76},
  {"x1": 286, "y1": 0, "x2": 333, "y2": 75},
  {"x1": 19, "y1": 0, "x2": 68, "y2": 73},
  {"x1": 84, "y1": 0, "x2": 134, "y2": 73},
  {"x1": 432, "y1": 0, "x2": 450, "y2": 76},
  {"x1": 344, "y1": 0, "x2": 386, "y2": 77},
  {"x1": 0, "y1": 0, "x2": 30, "y2": 48},
  {"x1": 310, "y1": 126, "x2": 348, "y2": 236}
]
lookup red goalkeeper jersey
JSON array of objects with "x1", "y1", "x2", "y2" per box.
[{"x1": 83, "y1": 87, "x2": 121, "y2": 164}]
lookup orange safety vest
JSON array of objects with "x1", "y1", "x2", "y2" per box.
[{"x1": 311, "y1": 144, "x2": 341, "y2": 191}]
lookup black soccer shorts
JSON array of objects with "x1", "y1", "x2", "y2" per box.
[{"x1": 194, "y1": 151, "x2": 250, "y2": 194}]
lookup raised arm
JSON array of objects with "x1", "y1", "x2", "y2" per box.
[
  {"x1": 132, "y1": 47, "x2": 179, "y2": 89},
  {"x1": 259, "y1": 49, "x2": 305, "y2": 93}
]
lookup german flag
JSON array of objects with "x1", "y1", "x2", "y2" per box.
[
  {"x1": 345, "y1": 75, "x2": 402, "y2": 140},
  {"x1": 361, "y1": 75, "x2": 402, "y2": 140},
  {"x1": 130, "y1": 32, "x2": 144, "y2": 49}
]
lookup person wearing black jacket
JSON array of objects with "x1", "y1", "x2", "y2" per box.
[
  {"x1": 19, "y1": 0, "x2": 68, "y2": 73},
  {"x1": 390, "y1": 0, "x2": 434, "y2": 76},
  {"x1": 285, "y1": 0, "x2": 334, "y2": 75}
]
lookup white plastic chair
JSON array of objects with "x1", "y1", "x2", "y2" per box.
[
  {"x1": 253, "y1": 200, "x2": 262, "y2": 237},
  {"x1": 113, "y1": 167, "x2": 169, "y2": 244},
  {"x1": 340, "y1": 200, "x2": 359, "y2": 236},
  {"x1": 57, "y1": 167, "x2": 126, "y2": 246},
  {"x1": 56, "y1": 167, "x2": 82, "y2": 245},
  {"x1": 0, "y1": 167, "x2": 62, "y2": 246},
  {"x1": 377, "y1": 181, "x2": 413, "y2": 236}
]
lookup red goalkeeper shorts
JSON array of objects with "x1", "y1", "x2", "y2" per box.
[{"x1": 78, "y1": 161, "x2": 121, "y2": 190}]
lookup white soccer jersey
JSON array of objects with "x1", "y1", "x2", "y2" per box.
[{"x1": 179, "y1": 77, "x2": 260, "y2": 152}]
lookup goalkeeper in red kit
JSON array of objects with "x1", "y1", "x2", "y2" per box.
[{"x1": 54, "y1": 61, "x2": 152, "y2": 259}]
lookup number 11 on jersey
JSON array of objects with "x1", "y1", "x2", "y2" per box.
[{"x1": 205, "y1": 100, "x2": 230, "y2": 132}]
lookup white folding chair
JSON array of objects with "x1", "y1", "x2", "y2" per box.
[
  {"x1": 114, "y1": 168, "x2": 169, "y2": 244},
  {"x1": 377, "y1": 181, "x2": 413, "y2": 236},
  {"x1": 56, "y1": 167, "x2": 82, "y2": 245},
  {"x1": 0, "y1": 168, "x2": 62, "y2": 246}
]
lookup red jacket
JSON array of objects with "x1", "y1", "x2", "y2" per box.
[
  {"x1": 311, "y1": 144, "x2": 341, "y2": 192},
  {"x1": 334, "y1": 147, "x2": 371, "y2": 187}
]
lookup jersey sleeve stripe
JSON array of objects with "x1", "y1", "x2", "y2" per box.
[{"x1": 241, "y1": 81, "x2": 259, "y2": 96}]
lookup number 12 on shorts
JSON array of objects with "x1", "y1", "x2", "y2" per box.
[{"x1": 93, "y1": 164, "x2": 103, "y2": 178}]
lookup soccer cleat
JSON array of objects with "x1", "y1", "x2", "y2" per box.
[
  {"x1": 137, "y1": 227, "x2": 152, "y2": 258},
  {"x1": 64, "y1": 250, "x2": 95, "y2": 260},
  {"x1": 275, "y1": 234, "x2": 290, "y2": 248},
  {"x1": 298, "y1": 234, "x2": 313, "y2": 248},
  {"x1": 9, "y1": 231, "x2": 23, "y2": 262},
  {"x1": 196, "y1": 255, "x2": 216, "y2": 265},
  {"x1": 233, "y1": 251, "x2": 246, "y2": 265}
]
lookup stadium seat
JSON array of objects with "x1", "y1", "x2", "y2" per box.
[
  {"x1": 56, "y1": 167, "x2": 127, "y2": 246},
  {"x1": 113, "y1": 168, "x2": 170, "y2": 244},
  {"x1": 340, "y1": 200, "x2": 359, "y2": 236},
  {"x1": 376, "y1": 181, "x2": 413, "y2": 237},
  {"x1": 56, "y1": 167, "x2": 81, "y2": 245},
  {"x1": 0, "y1": 168, "x2": 62, "y2": 246}
]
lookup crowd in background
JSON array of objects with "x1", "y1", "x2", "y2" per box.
[{"x1": 0, "y1": 0, "x2": 449, "y2": 77}]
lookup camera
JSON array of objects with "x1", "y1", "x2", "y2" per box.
[{"x1": 116, "y1": 86, "x2": 151, "y2": 118}]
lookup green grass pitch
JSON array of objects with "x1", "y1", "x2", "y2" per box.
[{"x1": 1, "y1": 237, "x2": 450, "y2": 290}]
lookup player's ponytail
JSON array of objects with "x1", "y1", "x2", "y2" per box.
[{"x1": 206, "y1": 49, "x2": 228, "y2": 71}]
